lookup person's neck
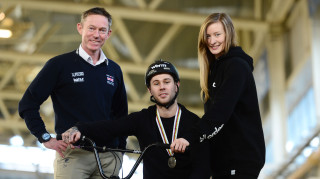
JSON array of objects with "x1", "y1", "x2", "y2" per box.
[
  {"x1": 156, "y1": 102, "x2": 178, "y2": 118},
  {"x1": 90, "y1": 51, "x2": 100, "y2": 65},
  {"x1": 82, "y1": 46, "x2": 100, "y2": 64}
]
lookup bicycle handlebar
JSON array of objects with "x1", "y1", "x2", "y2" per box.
[
  {"x1": 56, "y1": 134, "x2": 172, "y2": 179},
  {"x1": 83, "y1": 136, "x2": 172, "y2": 179},
  {"x1": 56, "y1": 134, "x2": 170, "y2": 154}
]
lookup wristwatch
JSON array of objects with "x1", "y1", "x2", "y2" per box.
[{"x1": 40, "y1": 132, "x2": 51, "y2": 143}]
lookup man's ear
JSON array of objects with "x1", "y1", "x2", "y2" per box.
[
  {"x1": 176, "y1": 81, "x2": 180, "y2": 88},
  {"x1": 176, "y1": 81, "x2": 180, "y2": 92},
  {"x1": 77, "y1": 23, "x2": 83, "y2": 35},
  {"x1": 106, "y1": 29, "x2": 112, "y2": 39},
  {"x1": 147, "y1": 87, "x2": 152, "y2": 95}
]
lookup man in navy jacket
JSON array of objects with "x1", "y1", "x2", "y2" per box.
[{"x1": 19, "y1": 7, "x2": 128, "y2": 179}]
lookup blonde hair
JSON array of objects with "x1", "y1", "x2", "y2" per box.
[{"x1": 198, "y1": 13, "x2": 237, "y2": 102}]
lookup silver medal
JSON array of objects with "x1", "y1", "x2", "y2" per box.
[{"x1": 168, "y1": 157, "x2": 176, "y2": 168}]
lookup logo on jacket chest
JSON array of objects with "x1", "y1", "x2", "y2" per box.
[
  {"x1": 212, "y1": 82, "x2": 217, "y2": 88},
  {"x1": 71, "y1": 72, "x2": 84, "y2": 83},
  {"x1": 106, "y1": 74, "x2": 114, "y2": 86}
]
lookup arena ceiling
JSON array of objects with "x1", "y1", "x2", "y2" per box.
[{"x1": 0, "y1": 0, "x2": 295, "y2": 146}]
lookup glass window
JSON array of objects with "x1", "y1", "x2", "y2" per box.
[{"x1": 287, "y1": 88, "x2": 316, "y2": 151}]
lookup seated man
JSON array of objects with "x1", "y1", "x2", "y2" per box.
[{"x1": 62, "y1": 60, "x2": 210, "y2": 179}]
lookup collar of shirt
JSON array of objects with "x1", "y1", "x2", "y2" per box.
[{"x1": 78, "y1": 45, "x2": 109, "y2": 66}]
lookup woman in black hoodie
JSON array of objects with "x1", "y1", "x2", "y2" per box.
[{"x1": 194, "y1": 13, "x2": 266, "y2": 179}]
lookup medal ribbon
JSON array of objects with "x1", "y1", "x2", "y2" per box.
[{"x1": 155, "y1": 106, "x2": 182, "y2": 156}]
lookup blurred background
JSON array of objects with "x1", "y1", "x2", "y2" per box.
[{"x1": 0, "y1": 0, "x2": 319, "y2": 178}]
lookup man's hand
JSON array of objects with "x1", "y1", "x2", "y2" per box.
[
  {"x1": 62, "y1": 127, "x2": 81, "y2": 148},
  {"x1": 43, "y1": 138, "x2": 68, "y2": 158},
  {"x1": 170, "y1": 138, "x2": 189, "y2": 153}
]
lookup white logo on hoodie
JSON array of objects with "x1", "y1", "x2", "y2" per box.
[{"x1": 200, "y1": 124, "x2": 224, "y2": 142}]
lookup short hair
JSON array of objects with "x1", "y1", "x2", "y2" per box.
[{"x1": 81, "y1": 7, "x2": 112, "y2": 30}]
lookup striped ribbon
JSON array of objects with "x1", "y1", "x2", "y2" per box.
[{"x1": 155, "y1": 106, "x2": 182, "y2": 156}]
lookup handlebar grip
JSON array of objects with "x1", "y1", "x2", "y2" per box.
[
  {"x1": 157, "y1": 143, "x2": 170, "y2": 149},
  {"x1": 156, "y1": 143, "x2": 190, "y2": 152}
]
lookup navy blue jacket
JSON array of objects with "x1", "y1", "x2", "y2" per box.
[{"x1": 19, "y1": 51, "x2": 128, "y2": 148}]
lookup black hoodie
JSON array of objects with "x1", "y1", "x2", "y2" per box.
[{"x1": 196, "y1": 46, "x2": 265, "y2": 177}]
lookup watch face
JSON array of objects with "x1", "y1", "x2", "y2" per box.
[{"x1": 42, "y1": 133, "x2": 51, "y2": 141}]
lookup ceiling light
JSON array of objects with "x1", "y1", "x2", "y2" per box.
[{"x1": 0, "y1": 29, "x2": 12, "y2": 38}]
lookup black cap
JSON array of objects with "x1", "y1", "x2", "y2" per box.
[{"x1": 145, "y1": 60, "x2": 180, "y2": 88}]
